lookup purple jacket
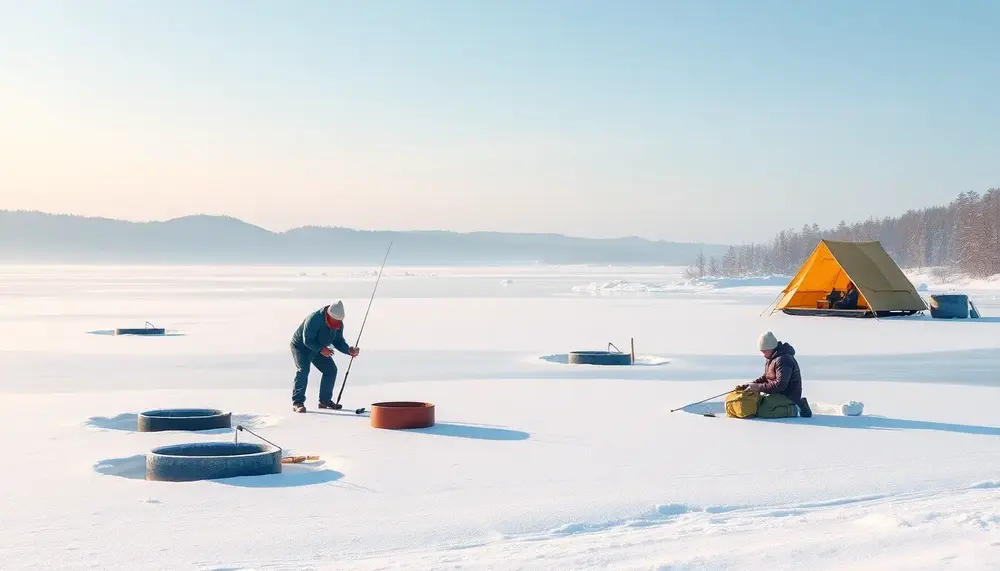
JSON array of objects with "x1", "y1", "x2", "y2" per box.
[{"x1": 751, "y1": 342, "x2": 802, "y2": 401}]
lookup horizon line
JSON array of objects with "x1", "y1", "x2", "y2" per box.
[{"x1": 0, "y1": 208, "x2": 725, "y2": 246}]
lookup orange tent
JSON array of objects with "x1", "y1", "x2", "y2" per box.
[{"x1": 772, "y1": 240, "x2": 926, "y2": 317}]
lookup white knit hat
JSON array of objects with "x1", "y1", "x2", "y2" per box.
[
  {"x1": 758, "y1": 331, "x2": 778, "y2": 351},
  {"x1": 327, "y1": 300, "x2": 345, "y2": 320}
]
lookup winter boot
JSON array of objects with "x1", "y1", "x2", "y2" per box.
[
  {"x1": 293, "y1": 402, "x2": 306, "y2": 413},
  {"x1": 797, "y1": 397, "x2": 812, "y2": 418},
  {"x1": 318, "y1": 400, "x2": 342, "y2": 410}
]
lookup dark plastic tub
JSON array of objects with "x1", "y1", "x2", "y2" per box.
[
  {"x1": 146, "y1": 442, "x2": 281, "y2": 482},
  {"x1": 115, "y1": 328, "x2": 166, "y2": 336},
  {"x1": 137, "y1": 408, "x2": 232, "y2": 432},
  {"x1": 567, "y1": 350, "x2": 632, "y2": 365},
  {"x1": 929, "y1": 294, "x2": 970, "y2": 319}
]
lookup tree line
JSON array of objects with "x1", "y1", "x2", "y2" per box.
[{"x1": 688, "y1": 189, "x2": 1000, "y2": 279}]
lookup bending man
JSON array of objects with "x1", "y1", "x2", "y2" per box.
[{"x1": 289, "y1": 300, "x2": 360, "y2": 412}]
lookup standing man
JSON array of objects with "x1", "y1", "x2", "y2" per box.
[{"x1": 290, "y1": 300, "x2": 360, "y2": 412}]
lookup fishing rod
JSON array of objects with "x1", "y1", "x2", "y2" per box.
[
  {"x1": 334, "y1": 241, "x2": 393, "y2": 412},
  {"x1": 669, "y1": 390, "x2": 732, "y2": 413}
]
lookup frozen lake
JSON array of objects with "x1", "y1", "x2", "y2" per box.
[{"x1": 1, "y1": 263, "x2": 998, "y2": 570}]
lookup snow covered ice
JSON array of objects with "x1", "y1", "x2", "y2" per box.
[{"x1": 2, "y1": 264, "x2": 999, "y2": 570}]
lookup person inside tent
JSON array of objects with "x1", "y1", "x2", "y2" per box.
[
  {"x1": 832, "y1": 281, "x2": 859, "y2": 309},
  {"x1": 289, "y1": 300, "x2": 360, "y2": 413},
  {"x1": 736, "y1": 331, "x2": 811, "y2": 418}
]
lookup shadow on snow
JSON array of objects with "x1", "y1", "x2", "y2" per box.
[
  {"x1": 214, "y1": 465, "x2": 344, "y2": 488},
  {"x1": 410, "y1": 422, "x2": 530, "y2": 441},
  {"x1": 92, "y1": 455, "x2": 345, "y2": 487},
  {"x1": 310, "y1": 410, "x2": 530, "y2": 441},
  {"x1": 681, "y1": 402, "x2": 1000, "y2": 437}
]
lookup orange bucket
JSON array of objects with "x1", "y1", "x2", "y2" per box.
[{"x1": 369, "y1": 401, "x2": 435, "y2": 429}]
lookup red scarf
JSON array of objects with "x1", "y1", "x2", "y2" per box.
[{"x1": 325, "y1": 313, "x2": 342, "y2": 329}]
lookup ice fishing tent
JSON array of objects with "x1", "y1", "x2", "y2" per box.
[{"x1": 771, "y1": 240, "x2": 927, "y2": 318}]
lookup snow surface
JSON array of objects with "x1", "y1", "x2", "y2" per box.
[{"x1": 2, "y1": 264, "x2": 1000, "y2": 570}]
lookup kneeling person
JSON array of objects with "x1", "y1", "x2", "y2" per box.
[{"x1": 736, "y1": 331, "x2": 811, "y2": 418}]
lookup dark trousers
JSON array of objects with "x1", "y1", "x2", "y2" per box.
[{"x1": 291, "y1": 344, "x2": 338, "y2": 404}]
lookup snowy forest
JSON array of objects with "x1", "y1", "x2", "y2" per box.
[{"x1": 690, "y1": 189, "x2": 1000, "y2": 279}]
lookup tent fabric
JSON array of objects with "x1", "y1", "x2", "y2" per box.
[{"x1": 774, "y1": 240, "x2": 927, "y2": 313}]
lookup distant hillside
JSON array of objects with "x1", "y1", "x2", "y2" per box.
[{"x1": 0, "y1": 211, "x2": 728, "y2": 265}]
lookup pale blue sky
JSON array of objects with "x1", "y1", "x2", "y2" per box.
[{"x1": 1, "y1": 0, "x2": 998, "y2": 243}]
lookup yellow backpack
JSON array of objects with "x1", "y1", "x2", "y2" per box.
[{"x1": 725, "y1": 389, "x2": 762, "y2": 419}]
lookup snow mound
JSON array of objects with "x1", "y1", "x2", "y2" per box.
[
  {"x1": 231, "y1": 413, "x2": 281, "y2": 430},
  {"x1": 543, "y1": 503, "x2": 700, "y2": 537},
  {"x1": 970, "y1": 481, "x2": 1000, "y2": 489},
  {"x1": 348, "y1": 269, "x2": 435, "y2": 278},
  {"x1": 572, "y1": 279, "x2": 690, "y2": 294},
  {"x1": 572, "y1": 275, "x2": 789, "y2": 295},
  {"x1": 693, "y1": 275, "x2": 790, "y2": 288},
  {"x1": 855, "y1": 513, "x2": 913, "y2": 529},
  {"x1": 93, "y1": 455, "x2": 146, "y2": 480},
  {"x1": 85, "y1": 413, "x2": 140, "y2": 431},
  {"x1": 654, "y1": 503, "x2": 692, "y2": 516}
]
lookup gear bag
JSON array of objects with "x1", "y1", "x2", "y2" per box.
[{"x1": 725, "y1": 389, "x2": 762, "y2": 419}]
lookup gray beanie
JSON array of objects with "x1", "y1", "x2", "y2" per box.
[
  {"x1": 758, "y1": 331, "x2": 778, "y2": 351},
  {"x1": 327, "y1": 300, "x2": 345, "y2": 320}
]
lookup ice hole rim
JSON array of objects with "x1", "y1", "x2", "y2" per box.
[
  {"x1": 145, "y1": 441, "x2": 282, "y2": 482},
  {"x1": 567, "y1": 350, "x2": 634, "y2": 366},
  {"x1": 137, "y1": 408, "x2": 233, "y2": 432},
  {"x1": 148, "y1": 441, "x2": 278, "y2": 458}
]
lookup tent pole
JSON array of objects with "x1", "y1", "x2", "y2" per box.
[{"x1": 760, "y1": 292, "x2": 783, "y2": 316}]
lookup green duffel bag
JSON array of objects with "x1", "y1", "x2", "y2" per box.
[{"x1": 757, "y1": 394, "x2": 799, "y2": 418}]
